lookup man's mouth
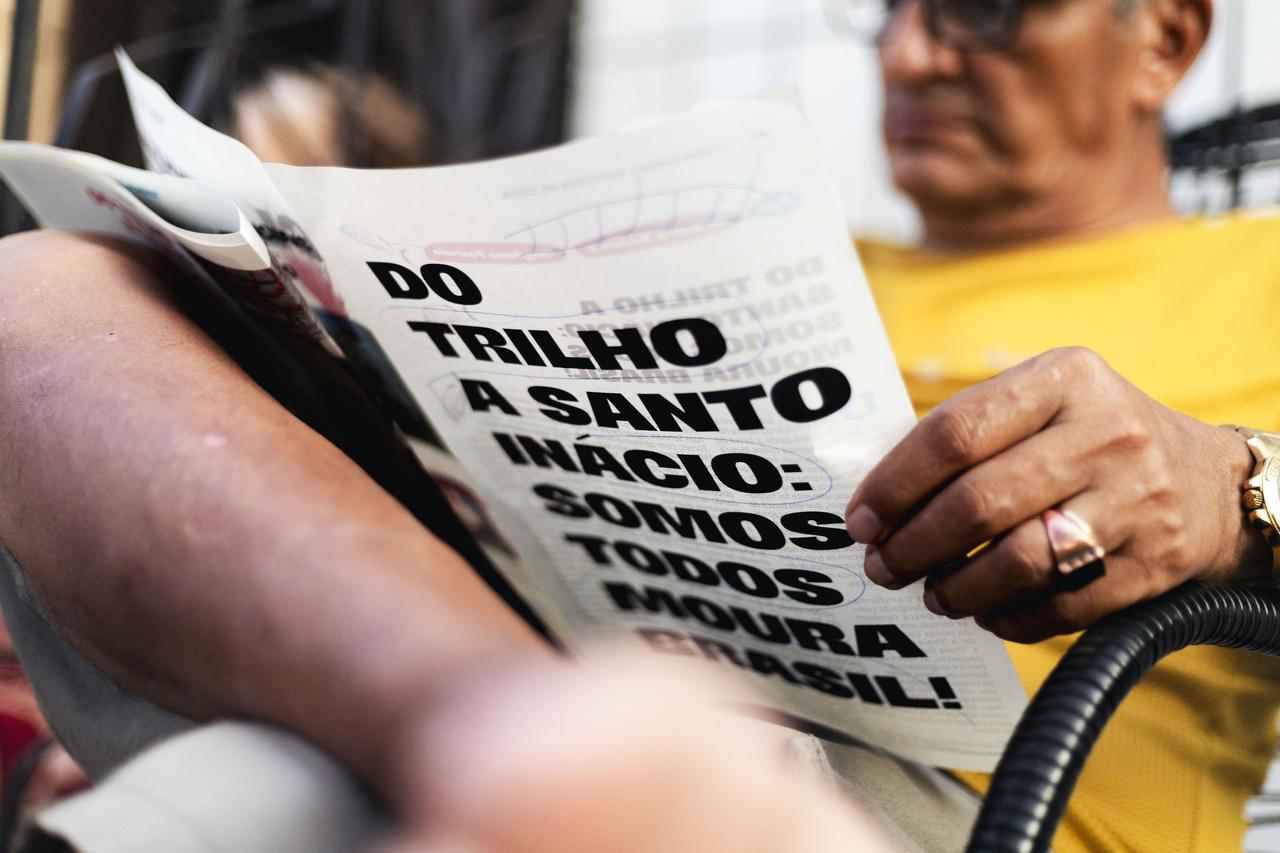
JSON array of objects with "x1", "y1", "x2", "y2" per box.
[
  {"x1": 883, "y1": 88, "x2": 984, "y2": 146},
  {"x1": 884, "y1": 108, "x2": 977, "y2": 144}
]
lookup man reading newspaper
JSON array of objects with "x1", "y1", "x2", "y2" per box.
[{"x1": 0, "y1": 0, "x2": 1277, "y2": 851}]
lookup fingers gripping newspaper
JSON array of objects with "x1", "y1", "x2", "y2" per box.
[{"x1": 0, "y1": 54, "x2": 1026, "y2": 771}]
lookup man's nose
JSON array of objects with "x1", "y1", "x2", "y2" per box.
[{"x1": 878, "y1": 0, "x2": 964, "y2": 83}]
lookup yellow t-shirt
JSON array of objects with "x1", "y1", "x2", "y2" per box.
[{"x1": 860, "y1": 211, "x2": 1280, "y2": 853}]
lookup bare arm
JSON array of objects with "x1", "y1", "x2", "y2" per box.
[{"x1": 0, "y1": 229, "x2": 546, "y2": 795}]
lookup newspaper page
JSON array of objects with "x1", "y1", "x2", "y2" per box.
[
  {"x1": 4, "y1": 56, "x2": 1027, "y2": 769},
  {"x1": 112, "y1": 53, "x2": 562, "y2": 614},
  {"x1": 260, "y1": 101, "x2": 1027, "y2": 770},
  {"x1": 114, "y1": 49, "x2": 354, "y2": 352},
  {"x1": 0, "y1": 143, "x2": 270, "y2": 276}
]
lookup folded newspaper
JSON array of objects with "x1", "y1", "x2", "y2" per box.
[{"x1": 0, "y1": 51, "x2": 1026, "y2": 771}]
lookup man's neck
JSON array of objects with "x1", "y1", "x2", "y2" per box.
[{"x1": 916, "y1": 146, "x2": 1175, "y2": 256}]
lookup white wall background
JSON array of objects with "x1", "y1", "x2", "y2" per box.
[
  {"x1": 571, "y1": 0, "x2": 1280, "y2": 245},
  {"x1": 569, "y1": 3, "x2": 1280, "y2": 847}
]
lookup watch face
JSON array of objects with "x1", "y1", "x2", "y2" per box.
[{"x1": 1263, "y1": 454, "x2": 1280, "y2": 518}]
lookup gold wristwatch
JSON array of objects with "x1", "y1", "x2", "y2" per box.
[{"x1": 1236, "y1": 426, "x2": 1280, "y2": 581}]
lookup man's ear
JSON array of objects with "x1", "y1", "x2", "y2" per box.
[{"x1": 1132, "y1": 0, "x2": 1212, "y2": 117}]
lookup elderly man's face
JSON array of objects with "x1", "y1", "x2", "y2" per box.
[{"x1": 879, "y1": 0, "x2": 1147, "y2": 215}]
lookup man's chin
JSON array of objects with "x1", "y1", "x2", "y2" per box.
[{"x1": 889, "y1": 156, "x2": 1001, "y2": 213}]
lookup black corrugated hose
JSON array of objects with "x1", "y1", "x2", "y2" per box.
[{"x1": 966, "y1": 582, "x2": 1280, "y2": 853}]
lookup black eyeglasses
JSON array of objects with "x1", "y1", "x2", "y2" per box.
[{"x1": 828, "y1": 0, "x2": 1025, "y2": 52}]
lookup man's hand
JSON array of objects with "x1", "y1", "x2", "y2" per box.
[
  {"x1": 845, "y1": 347, "x2": 1273, "y2": 643},
  {"x1": 382, "y1": 654, "x2": 892, "y2": 853}
]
